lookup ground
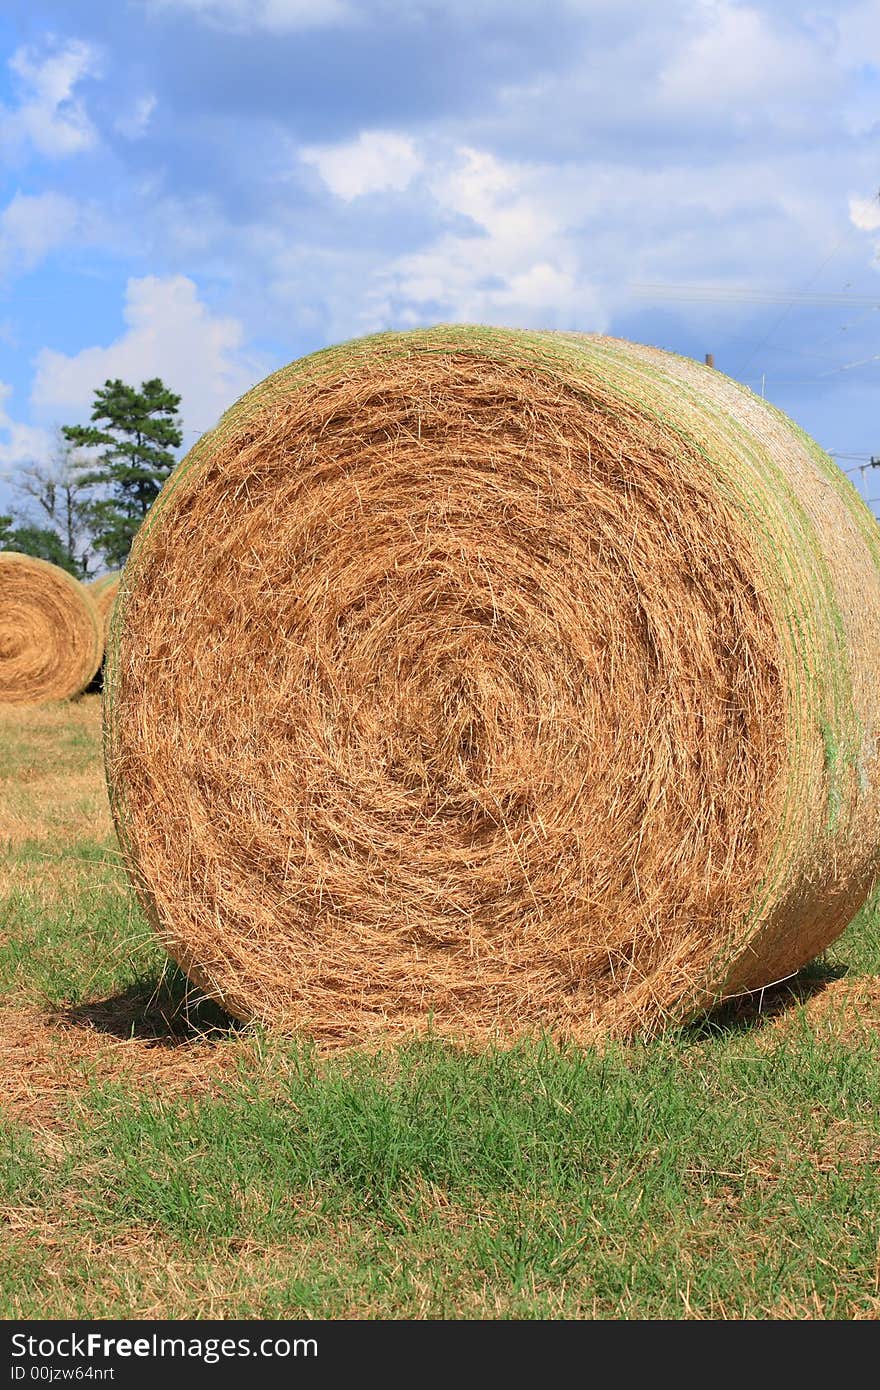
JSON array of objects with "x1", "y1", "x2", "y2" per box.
[{"x1": 2, "y1": 696, "x2": 880, "y2": 1319}]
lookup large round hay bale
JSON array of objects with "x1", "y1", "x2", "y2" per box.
[
  {"x1": 0, "y1": 552, "x2": 103, "y2": 704},
  {"x1": 88, "y1": 571, "x2": 122, "y2": 643},
  {"x1": 104, "y1": 328, "x2": 880, "y2": 1042}
]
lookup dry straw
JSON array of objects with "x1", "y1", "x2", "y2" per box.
[
  {"x1": 0, "y1": 552, "x2": 102, "y2": 704},
  {"x1": 88, "y1": 571, "x2": 122, "y2": 643},
  {"x1": 104, "y1": 328, "x2": 880, "y2": 1043}
]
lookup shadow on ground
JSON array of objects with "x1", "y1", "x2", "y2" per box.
[
  {"x1": 61, "y1": 971, "x2": 240, "y2": 1047},
  {"x1": 59, "y1": 960, "x2": 851, "y2": 1051},
  {"x1": 688, "y1": 959, "x2": 849, "y2": 1040}
]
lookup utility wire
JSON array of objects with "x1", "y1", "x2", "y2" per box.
[
  {"x1": 831, "y1": 457, "x2": 880, "y2": 475},
  {"x1": 819, "y1": 353, "x2": 880, "y2": 375},
  {"x1": 632, "y1": 284, "x2": 880, "y2": 306},
  {"x1": 729, "y1": 191, "x2": 880, "y2": 379}
]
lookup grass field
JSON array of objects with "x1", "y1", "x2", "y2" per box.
[{"x1": 2, "y1": 697, "x2": 880, "y2": 1319}]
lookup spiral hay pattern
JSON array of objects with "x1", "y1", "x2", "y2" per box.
[
  {"x1": 0, "y1": 553, "x2": 102, "y2": 704},
  {"x1": 104, "y1": 328, "x2": 880, "y2": 1042}
]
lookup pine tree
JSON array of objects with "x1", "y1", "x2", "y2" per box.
[{"x1": 63, "y1": 378, "x2": 182, "y2": 568}]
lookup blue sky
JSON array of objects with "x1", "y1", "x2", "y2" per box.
[{"x1": 1, "y1": 0, "x2": 879, "y2": 514}]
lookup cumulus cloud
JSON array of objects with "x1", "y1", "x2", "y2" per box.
[
  {"x1": 32, "y1": 275, "x2": 267, "y2": 433},
  {"x1": 259, "y1": 142, "x2": 602, "y2": 338},
  {"x1": 145, "y1": 0, "x2": 353, "y2": 31},
  {"x1": 301, "y1": 130, "x2": 423, "y2": 200},
  {"x1": 255, "y1": 128, "x2": 853, "y2": 351},
  {"x1": 0, "y1": 38, "x2": 100, "y2": 160},
  {"x1": 376, "y1": 146, "x2": 604, "y2": 330}
]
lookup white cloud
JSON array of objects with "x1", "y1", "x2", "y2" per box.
[
  {"x1": 115, "y1": 94, "x2": 157, "y2": 140},
  {"x1": 286, "y1": 129, "x2": 847, "y2": 344},
  {"x1": 264, "y1": 136, "x2": 826, "y2": 340},
  {"x1": 146, "y1": 0, "x2": 352, "y2": 30},
  {"x1": 1, "y1": 39, "x2": 100, "y2": 160},
  {"x1": 377, "y1": 146, "x2": 604, "y2": 330},
  {"x1": 0, "y1": 192, "x2": 83, "y2": 274},
  {"x1": 849, "y1": 193, "x2": 880, "y2": 232},
  {"x1": 32, "y1": 275, "x2": 267, "y2": 434},
  {"x1": 659, "y1": 1, "x2": 823, "y2": 109},
  {"x1": 0, "y1": 383, "x2": 53, "y2": 478},
  {"x1": 301, "y1": 130, "x2": 424, "y2": 201}
]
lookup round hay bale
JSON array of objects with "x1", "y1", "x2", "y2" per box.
[
  {"x1": 104, "y1": 328, "x2": 880, "y2": 1042},
  {"x1": 88, "y1": 571, "x2": 122, "y2": 643},
  {"x1": 0, "y1": 552, "x2": 103, "y2": 704}
]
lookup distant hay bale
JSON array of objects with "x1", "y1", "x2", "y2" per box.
[
  {"x1": 0, "y1": 553, "x2": 102, "y2": 704},
  {"x1": 89, "y1": 572, "x2": 122, "y2": 643},
  {"x1": 104, "y1": 328, "x2": 880, "y2": 1043}
]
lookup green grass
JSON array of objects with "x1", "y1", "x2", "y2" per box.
[{"x1": 2, "y1": 698, "x2": 880, "y2": 1318}]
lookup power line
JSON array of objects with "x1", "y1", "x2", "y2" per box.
[
  {"x1": 830, "y1": 456, "x2": 880, "y2": 475},
  {"x1": 807, "y1": 304, "x2": 880, "y2": 354},
  {"x1": 819, "y1": 353, "x2": 880, "y2": 376},
  {"x1": 731, "y1": 191, "x2": 880, "y2": 379},
  {"x1": 631, "y1": 283, "x2": 880, "y2": 307}
]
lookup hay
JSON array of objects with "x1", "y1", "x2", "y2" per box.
[
  {"x1": 0, "y1": 553, "x2": 103, "y2": 704},
  {"x1": 104, "y1": 328, "x2": 880, "y2": 1043},
  {"x1": 88, "y1": 572, "x2": 122, "y2": 643}
]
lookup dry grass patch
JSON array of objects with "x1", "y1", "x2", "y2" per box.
[
  {"x1": 0, "y1": 853, "x2": 125, "y2": 911},
  {"x1": 0, "y1": 778, "x2": 112, "y2": 853},
  {"x1": 762, "y1": 976, "x2": 880, "y2": 1047},
  {"x1": 0, "y1": 696, "x2": 111, "y2": 852},
  {"x1": 0, "y1": 696, "x2": 103, "y2": 769},
  {"x1": 0, "y1": 1223, "x2": 319, "y2": 1320},
  {"x1": 0, "y1": 1005, "x2": 239, "y2": 1128}
]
